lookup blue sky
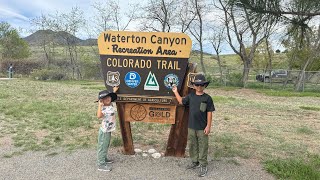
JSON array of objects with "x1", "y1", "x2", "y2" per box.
[
  {"x1": 0, "y1": 0, "x2": 100, "y2": 36},
  {"x1": 0, "y1": 0, "x2": 229, "y2": 54},
  {"x1": 0, "y1": 0, "x2": 288, "y2": 54}
]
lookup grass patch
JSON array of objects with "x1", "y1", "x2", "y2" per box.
[
  {"x1": 212, "y1": 133, "x2": 250, "y2": 159},
  {"x1": 264, "y1": 155, "x2": 320, "y2": 180},
  {"x1": 3, "y1": 151, "x2": 23, "y2": 158},
  {"x1": 46, "y1": 152, "x2": 59, "y2": 156},
  {"x1": 147, "y1": 139, "x2": 159, "y2": 145},
  {"x1": 299, "y1": 106, "x2": 320, "y2": 111},
  {"x1": 212, "y1": 96, "x2": 236, "y2": 103},
  {"x1": 256, "y1": 89, "x2": 320, "y2": 97},
  {"x1": 296, "y1": 126, "x2": 314, "y2": 135},
  {"x1": 111, "y1": 136, "x2": 123, "y2": 147},
  {"x1": 212, "y1": 86, "x2": 240, "y2": 91},
  {"x1": 0, "y1": 79, "x2": 98, "y2": 153}
]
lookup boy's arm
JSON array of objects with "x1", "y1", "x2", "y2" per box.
[
  {"x1": 172, "y1": 86, "x2": 182, "y2": 104},
  {"x1": 97, "y1": 101, "x2": 104, "y2": 118},
  {"x1": 204, "y1": 111, "x2": 212, "y2": 135}
]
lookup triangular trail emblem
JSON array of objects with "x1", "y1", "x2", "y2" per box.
[{"x1": 144, "y1": 71, "x2": 159, "y2": 91}]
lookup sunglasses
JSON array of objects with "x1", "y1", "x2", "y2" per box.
[{"x1": 194, "y1": 84, "x2": 205, "y2": 87}]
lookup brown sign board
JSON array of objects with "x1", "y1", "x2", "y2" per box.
[
  {"x1": 124, "y1": 103, "x2": 176, "y2": 124},
  {"x1": 97, "y1": 31, "x2": 192, "y2": 97}
]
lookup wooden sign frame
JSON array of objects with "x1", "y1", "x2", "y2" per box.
[{"x1": 97, "y1": 31, "x2": 195, "y2": 157}]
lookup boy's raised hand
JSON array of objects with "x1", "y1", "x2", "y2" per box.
[
  {"x1": 98, "y1": 100, "x2": 104, "y2": 107},
  {"x1": 113, "y1": 86, "x2": 119, "y2": 93},
  {"x1": 172, "y1": 85, "x2": 178, "y2": 93}
]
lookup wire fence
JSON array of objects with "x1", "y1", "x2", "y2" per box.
[{"x1": 206, "y1": 67, "x2": 320, "y2": 92}]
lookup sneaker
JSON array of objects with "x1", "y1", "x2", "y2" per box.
[
  {"x1": 186, "y1": 162, "x2": 200, "y2": 169},
  {"x1": 198, "y1": 165, "x2": 208, "y2": 177},
  {"x1": 98, "y1": 165, "x2": 112, "y2": 172},
  {"x1": 105, "y1": 158, "x2": 114, "y2": 164}
]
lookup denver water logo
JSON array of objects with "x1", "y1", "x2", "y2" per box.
[{"x1": 125, "y1": 71, "x2": 141, "y2": 88}]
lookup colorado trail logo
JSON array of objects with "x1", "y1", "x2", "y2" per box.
[
  {"x1": 106, "y1": 71, "x2": 120, "y2": 86},
  {"x1": 144, "y1": 71, "x2": 159, "y2": 91}
]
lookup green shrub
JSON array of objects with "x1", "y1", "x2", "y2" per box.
[
  {"x1": 0, "y1": 59, "x2": 43, "y2": 75},
  {"x1": 206, "y1": 75, "x2": 222, "y2": 86},
  {"x1": 264, "y1": 155, "x2": 320, "y2": 180},
  {"x1": 31, "y1": 68, "x2": 66, "y2": 80},
  {"x1": 227, "y1": 72, "x2": 243, "y2": 87}
]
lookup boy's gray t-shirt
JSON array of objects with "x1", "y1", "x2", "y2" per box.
[{"x1": 182, "y1": 92, "x2": 215, "y2": 130}]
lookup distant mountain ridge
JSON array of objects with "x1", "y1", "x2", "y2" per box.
[{"x1": 23, "y1": 30, "x2": 97, "y2": 46}]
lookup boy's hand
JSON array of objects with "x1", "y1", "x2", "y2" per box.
[
  {"x1": 98, "y1": 100, "x2": 104, "y2": 107},
  {"x1": 113, "y1": 86, "x2": 119, "y2": 93},
  {"x1": 204, "y1": 126, "x2": 211, "y2": 135},
  {"x1": 172, "y1": 85, "x2": 178, "y2": 93}
]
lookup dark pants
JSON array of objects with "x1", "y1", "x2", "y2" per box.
[{"x1": 188, "y1": 128, "x2": 209, "y2": 166}]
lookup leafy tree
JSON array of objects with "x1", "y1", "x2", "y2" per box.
[
  {"x1": 217, "y1": 0, "x2": 277, "y2": 86},
  {"x1": 0, "y1": 22, "x2": 31, "y2": 59},
  {"x1": 283, "y1": 25, "x2": 320, "y2": 91}
]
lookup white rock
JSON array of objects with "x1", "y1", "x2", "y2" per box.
[
  {"x1": 134, "y1": 148, "x2": 142, "y2": 153},
  {"x1": 142, "y1": 153, "x2": 148, "y2": 157},
  {"x1": 151, "y1": 153, "x2": 161, "y2": 159},
  {"x1": 148, "y1": 148, "x2": 157, "y2": 154}
]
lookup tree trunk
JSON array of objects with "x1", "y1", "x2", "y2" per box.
[
  {"x1": 295, "y1": 57, "x2": 311, "y2": 91},
  {"x1": 199, "y1": 44, "x2": 206, "y2": 74},
  {"x1": 242, "y1": 60, "x2": 250, "y2": 86},
  {"x1": 216, "y1": 55, "x2": 223, "y2": 84}
]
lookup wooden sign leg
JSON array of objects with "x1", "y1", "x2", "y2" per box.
[
  {"x1": 165, "y1": 106, "x2": 189, "y2": 157},
  {"x1": 116, "y1": 102, "x2": 135, "y2": 155},
  {"x1": 165, "y1": 63, "x2": 196, "y2": 157}
]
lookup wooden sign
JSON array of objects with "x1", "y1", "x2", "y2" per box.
[
  {"x1": 97, "y1": 30, "x2": 194, "y2": 157},
  {"x1": 124, "y1": 103, "x2": 176, "y2": 124},
  {"x1": 97, "y1": 31, "x2": 192, "y2": 96}
]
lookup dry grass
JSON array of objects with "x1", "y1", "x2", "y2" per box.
[
  {"x1": 209, "y1": 88, "x2": 320, "y2": 159},
  {"x1": 0, "y1": 79, "x2": 319, "y2": 162}
]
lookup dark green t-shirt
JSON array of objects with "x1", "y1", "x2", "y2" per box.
[{"x1": 182, "y1": 92, "x2": 215, "y2": 130}]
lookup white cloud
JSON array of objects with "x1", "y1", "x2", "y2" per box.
[{"x1": 0, "y1": 7, "x2": 29, "y2": 21}]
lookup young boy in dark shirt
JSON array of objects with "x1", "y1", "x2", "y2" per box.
[{"x1": 172, "y1": 74, "x2": 215, "y2": 177}]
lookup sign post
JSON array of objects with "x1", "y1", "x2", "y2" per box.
[{"x1": 98, "y1": 31, "x2": 192, "y2": 156}]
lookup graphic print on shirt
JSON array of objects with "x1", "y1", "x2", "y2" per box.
[{"x1": 101, "y1": 106, "x2": 116, "y2": 132}]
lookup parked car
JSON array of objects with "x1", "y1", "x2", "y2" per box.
[{"x1": 256, "y1": 70, "x2": 294, "y2": 83}]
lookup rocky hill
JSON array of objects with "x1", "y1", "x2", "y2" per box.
[{"x1": 23, "y1": 30, "x2": 97, "y2": 46}]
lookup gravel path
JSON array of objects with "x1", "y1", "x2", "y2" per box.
[{"x1": 0, "y1": 148, "x2": 275, "y2": 180}]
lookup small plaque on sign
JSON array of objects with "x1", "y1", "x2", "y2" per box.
[
  {"x1": 187, "y1": 73, "x2": 202, "y2": 88},
  {"x1": 117, "y1": 95, "x2": 173, "y2": 104},
  {"x1": 124, "y1": 103, "x2": 176, "y2": 124}
]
